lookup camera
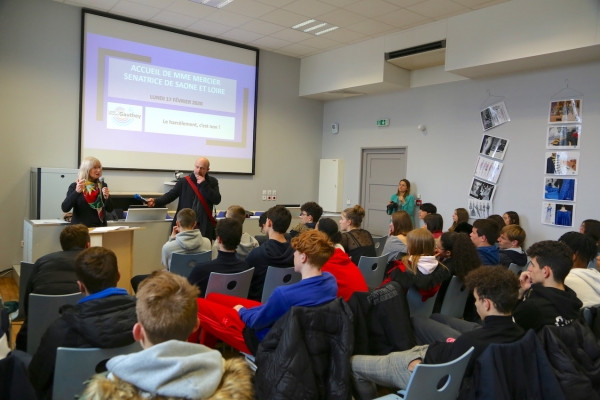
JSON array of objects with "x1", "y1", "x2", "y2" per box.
[{"x1": 386, "y1": 202, "x2": 398, "y2": 215}]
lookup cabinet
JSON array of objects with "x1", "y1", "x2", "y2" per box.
[{"x1": 318, "y1": 159, "x2": 344, "y2": 212}]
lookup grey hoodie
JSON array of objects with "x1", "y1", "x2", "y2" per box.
[
  {"x1": 107, "y1": 340, "x2": 224, "y2": 399},
  {"x1": 211, "y1": 231, "x2": 259, "y2": 261},
  {"x1": 161, "y1": 229, "x2": 211, "y2": 268}
]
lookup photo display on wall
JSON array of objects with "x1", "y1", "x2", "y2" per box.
[
  {"x1": 480, "y1": 101, "x2": 510, "y2": 131},
  {"x1": 468, "y1": 199, "x2": 493, "y2": 219},
  {"x1": 542, "y1": 202, "x2": 575, "y2": 227}
]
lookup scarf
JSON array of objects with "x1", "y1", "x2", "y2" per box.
[{"x1": 82, "y1": 180, "x2": 104, "y2": 222}]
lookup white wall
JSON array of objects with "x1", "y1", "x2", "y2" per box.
[
  {"x1": 0, "y1": 0, "x2": 323, "y2": 269},
  {"x1": 321, "y1": 60, "x2": 600, "y2": 245}
]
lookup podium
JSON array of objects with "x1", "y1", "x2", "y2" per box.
[{"x1": 89, "y1": 227, "x2": 145, "y2": 293}]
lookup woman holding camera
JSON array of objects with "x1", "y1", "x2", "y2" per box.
[{"x1": 388, "y1": 179, "x2": 415, "y2": 226}]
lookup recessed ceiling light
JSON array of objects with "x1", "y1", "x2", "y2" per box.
[
  {"x1": 189, "y1": 0, "x2": 235, "y2": 8},
  {"x1": 315, "y1": 26, "x2": 339, "y2": 36},
  {"x1": 292, "y1": 19, "x2": 316, "y2": 29},
  {"x1": 304, "y1": 23, "x2": 327, "y2": 33}
]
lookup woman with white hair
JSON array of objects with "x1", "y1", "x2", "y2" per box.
[{"x1": 61, "y1": 156, "x2": 113, "y2": 227}]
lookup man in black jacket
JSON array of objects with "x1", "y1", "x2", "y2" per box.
[
  {"x1": 15, "y1": 224, "x2": 90, "y2": 351},
  {"x1": 350, "y1": 267, "x2": 525, "y2": 399},
  {"x1": 148, "y1": 157, "x2": 221, "y2": 240},
  {"x1": 28, "y1": 247, "x2": 137, "y2": 400}
]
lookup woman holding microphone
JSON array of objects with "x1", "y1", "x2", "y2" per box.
[
  {"x1": 388, "y1": 179, "x2": 415, "y2": 225},
  {"x1": 61, "y1": 156, "x2": 113, "y2": 227}
]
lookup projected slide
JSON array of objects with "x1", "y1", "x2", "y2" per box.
[{"x1": 81, "y1": 12, "x2": 258, "y2": 174}]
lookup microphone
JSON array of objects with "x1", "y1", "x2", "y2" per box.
[
  {"x1": 134, "y1": 194, "x2": 149, "y2": 203},
  {"x1": 98, "y1": 177, "x2": 105, "y2": 206}
]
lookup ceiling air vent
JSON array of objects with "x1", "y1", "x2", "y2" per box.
[{"x1": 386, "y1": 40, "x2": 446, "y2": 71}]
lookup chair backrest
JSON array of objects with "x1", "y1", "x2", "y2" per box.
[
  {"x1": 170, "y1": 251, "x2": 211, "y2": 278},
  {"x1": 52, "y1": 342, "x2": 143, "y2": 400},
  {"x1": 508, "y1": 263, "x2": 524, "y2": 275},
  {"x1": 18, "y1": 261, "x2": 35, "y2": 320},
  {"x1": 261, "y1": 266, "x2": 301, "y2": 303},
  {"x1": 439, "y1": 276, "x2": 469, "y2": 319},
  {"x1": 407, "y1": 287, "x2": 439, "y2": 317},
  {"x1": 204, "y1": 268, "x2": 255, "y2": 298},
  {"x1": 357, "y1": 254, "x2": 389, "y2": 291},
  {"x1": 372, "y1": 236, "x2": 388, "y2": 257},
  {"x1": 27, "y1": 292, "x2": 84, "y2": 355}
]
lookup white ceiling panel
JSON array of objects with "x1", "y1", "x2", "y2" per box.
[
  {"x1": 318, "y1": 8, "x2": 367, "y2": 27},
  {"x1": 111, "y1": 0, "x2": 162, "y2": 19},
  {"x1": 374, "y1": 8, "x2": 430, "y2": 28},
  {"x1": 344, "y1": 0, "x2": 400, "y2": 18},
  {"x1": 239, "y1": 19, "x2": 286, "y2": 35},
  {"x1": 320, "y1": 26, "x2": 366, "y2": 43},
  {"x1": 126, "y1": 0, "x2": 175, "y2": 9},
  {"x1": 223, "y1": 0, "x2": 276, "y2": 18},
  {"x1": 187, "y1": 19, "x2": 233, "y2": 35},
  {"x1": 278, "y1": 42, "x2": 319, "y2": 56},
  {"x1": 66, "y1": 0, "x2": 119, "y2": 10},
  {"x1": 250, "y1": 35, "x2": 292, "y2": 49},
  {"x1": 320, "y1": 0, "x2": 361, "y2": 7},
  {"x1": 255, "y1": 0, "x2": 295, "y2": 7},
  {"x1": 269, "y1": 28, "x2": 314, "y2": 42},
  {"x1": 151, "y1": 9, "x2": 199, "y2": 27},
  {"x1": 407, "y1": 0, "x2": 466, "y2": 19},
  {"x1": 346, "y1": 18, "x2": 394, "y2": 35},
  {"x1": 166, "y1": 0, "x2": 217, "y2": 18},
  {"x1": 282, "y1": 0, "x2": 337, "y2": 18},
  {"x1": 300, "y1": 35, "x2": 341, "y2": 49},
  {"x1": 258, "y1": 8, "x2": 308, "y2": 26},
  {"x1": 219, "y1": 28, "x2": 265, "y2": 43}
]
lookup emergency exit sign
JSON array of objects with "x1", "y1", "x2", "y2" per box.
[{"x1": 376, "y1": 119, "x2": 390, "y2": 127}]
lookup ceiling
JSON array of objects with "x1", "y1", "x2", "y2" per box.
[{"x1": 53, "y1": 0, "x2": 509, "y2": 58}]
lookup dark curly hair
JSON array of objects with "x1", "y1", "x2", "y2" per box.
[
  {"x1": 465, "y1": 266, "x2": 519, "y2": 314},
  {"x1": 301, "y1": 201, "x2": 323, "y2": 223},
  {"x1": 559, "y1": 231, "x2": 597, "y2": 265},
  {"x1": 440, "y1": 232, "x2": 481, "y2": 280},
  {"x1": 526, "y1": 240, "x2": 573, "y2": 283}
]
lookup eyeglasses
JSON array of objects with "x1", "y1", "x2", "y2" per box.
[{"x1": 299, "y1": 212, "x2": 308, "y2": 217}]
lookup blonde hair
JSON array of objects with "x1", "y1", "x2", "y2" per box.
[
  {"x1": 136, "y1": 271, "x2": 200, "y2": 344},
  {"x1": 342, "y1": 204, "x2": 366, "y2": 228},
  {"x1": 78, "y1": 156, "x2": 102, "y2": 181},
  {"x1": 500, "y1": 224, "x2": 526, "y2": 247},
  {"x1": 226, "y1": 205, "x2": 246, "y2": 225},
  {"x1": 402, "y1": 228, "x2": 436, "y2": 274},
  {"x1": 291, "y1": 230, "x2": 334, "y2": 269}
]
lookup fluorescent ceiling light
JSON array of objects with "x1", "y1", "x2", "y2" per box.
[
  {"x1": 304, "y1": 23, "x2": 327, "y2": 33},
  {"x1": 315, "y1": 26, "x2": 339, "y2": 36},
  {"x1": 189, "y1": 0, "x2": 235, "y2": 8},
  {"x1": 217, "y1": 0, "x2": 234, "y2": 7},
  {"x1": 292, "y1": 19, "x2": 316, "y2": 29}
]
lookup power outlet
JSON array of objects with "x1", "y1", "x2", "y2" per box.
[
  {"x1": 272, "y1": 195, "x2": 277, "y2": 201},
  {"x1": 346, "y1": 199, "x2": 351, "y2": 205},
  {"x1": 262, "y1": 195, "x2": 267, "y2": 201}
]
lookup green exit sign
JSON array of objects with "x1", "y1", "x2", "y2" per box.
[{"x1": 376, "y1": 119, "x2": 390, "y2": 127}]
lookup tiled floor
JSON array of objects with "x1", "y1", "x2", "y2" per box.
[{"x1": 0, "y1": 276, "x2": 22, "y2": 349}]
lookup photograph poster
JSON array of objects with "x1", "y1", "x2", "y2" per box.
[
  {"x1": 546, "y1": 126, "x2": 581, "y2": 149},
  {"x1": 468, "y1": 199, "x2": 493, "y2": 219},
  {"x1": 479, "y1": 134, "x2": 509, "y2": 161},
  {"x1": 545, "y1": 151, "x2": 580, "y2": 175},
  {"x1": 549, "y1": 99, "x2": 582, "y2": 124},
  {"x1": 474, "y1": 156, "x2": 503, "y2": 184},
  {"x1": 542, "y1": 202, "x2": 575, "y2": 227},
  {"x1": 480, "y1": 101, "x2": 510, "y2": 131},
  {"x1": 543, "y1": 178, "x2": 576, "y2": 202},
  {"x1": 468, "y1": 178, "x2": 496, "y2": 201}
]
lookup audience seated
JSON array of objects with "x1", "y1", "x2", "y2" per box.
[
  {"x1": 448, "y1": 208, "x2": 469, "y2": 232},
  {"x1": 82, "y1": 271, "x2": 254, "y2": 400},
  {"x1": 289, "y1": 201, "x2": 323, "y2": 238},
  {"x1": 161, "y1": 208, "x2": 211, "y2": 269},
  {"x1": 317, "y1": 220, "x2": 368, "y2": 300},
  {"x1": 580, "y1": 219, "x2": 600, "y2": 269},
  {"x1": 339, "y1": 205, "x2": 376, "y2": 265},
  {"x1": 29, "y1": 247, "x2": 137, "y2": 400},
  {"x1": 560, "y1": 232, "x2": 600, "y2": 308},
  {"x1": 497, "y1": 224, "x2": 527, "y2": 267},
  {"x1": 503, "y1": 211, "x2": 520, "y2": 226},
  {"x1": 424, "y1": 213, "x2": 443, "y2": 239},
  {"x1": 188, "y1": 218, "x2": 250, "y2": 297},
  {"x1": 470, "y1": 219, "x2": 500, "y2": 265},
  {"x1": 245, "y1": 205, "x2": 295, "y2": 301},
  {"x1": 16, "y1": 224, "x2": 89, "y2": 352},
  {"x1": 211, "y1": 205, "x2": 258, "y2": 261},
  {"x1": 197, "y1": 230, "x2": 338, "y2": 354},
  {"x1": 418, "y1": 203, "x2": 437, "y2": 221},
  {"x1": 381, "y1": 228, "x2": 450, "y2": 301},
  {"x1": 316, "y1": 217, "x2": 345, "y2": 251},
  {"x1": 382, "y1": 210, "x2": 412, "y2": 262},
  {"x1": 350, "y1": 267, "x2": 525, "y2": 399},
  {"x1": 487, "y1": 214, "x2": 506, "y2": 229}
]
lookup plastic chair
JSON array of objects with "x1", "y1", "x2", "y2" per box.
[
  {"x1": 27, "y1": 292, "x2": 84, "y2": 355},
  {"x1": 18, "y1": 261, "x2": 35, "y2": 320},
  {"x1": 217, "y1": 211, "x2": 226, "y2": 218},
  {"x1": 439, "y1": 276, "x2": 469, "y2": 318},
  {"x1": 407, "y1": 287, "x2": 439, "y2": 317},
  {"x1": 508, "y1": 263, "x2": 525, "y2": 275},
  {"x1": 357, "y1": 253, "x2": 389, "y2": 291},
  {"x1": 376, "y1": 347, "x2": 474, "y2": 400},
  {"x1": 261, "y1": 266, "x2": 301, "y2": 303},
  {"x1": 373, "y1": 236, "x2": 388, "y2": 257},
  {"x1": 170, "y1": 251, "x2": 211, "y2": 278},
  {"x1": 52, "y1": 342, "x2": 142, "y2": 400},
  {"x1": 204, "y1": 268, "x2": 255, "y2": 298}
]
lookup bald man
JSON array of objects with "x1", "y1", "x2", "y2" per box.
[{"x1": 148, "y1": 158, "x2": 221, "y2": 240}]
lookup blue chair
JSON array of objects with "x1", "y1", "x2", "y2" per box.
[
  {"x1": 376, "y1": 347, "x2": 474, "y2": 399},
  {"x1": 217, "y1": 211, "x2": 226, "y2": 218},
  {"x1": 170, "y1": 251, "x2": 211, "y2": 278},
  {"x1": 261, "y1": 266, "x2": 301, "y2": 303},
  {"x1": 439, "y1": 276, "x2": 469, "y2": 319},
  {"x1": 204, "y1": 268, "x2": 255, "y2": 298},
  {"x1": 372, "y1": 236, "x2": 388, "y2": 257},
  {"x1": 357, "y1": 253, "x2": 389, "y2": 291},
  {"x1": 407, "y1": 287, "x2": 439, "y2": 318},
  {"x1": 52, "y1": 342, "x2": 143, "y2": 400}
]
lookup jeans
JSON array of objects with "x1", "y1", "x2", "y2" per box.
[{"x1": 350, "y1": 345, "x2": 429, "y2": 400}]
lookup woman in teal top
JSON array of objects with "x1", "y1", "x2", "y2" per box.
[{"x1": 388, "y1": 179, "x2": 415, "y2": 225}]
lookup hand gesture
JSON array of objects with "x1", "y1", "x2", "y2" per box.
[
  {"x1": 518, "y1": 271, "x2": 532, "y2": 298},
  {"x1": 233, "y1": 305, "x2": 244, "y2": 312},
  {"x1": 196, "y1": 173, "x2": 205, "y2": 184},
  {"x1": 171, "y1": 226, "x2": 179, "y2": 239},
  {"x1": 75, "y1": 179, "x2": 85, "y2": 193},
  {"x1": 147, "y1": 198, "x2": 156, "y2": 207},
  {"x1": 102, "y1": 187, "x2": 110, "y2": 199}
]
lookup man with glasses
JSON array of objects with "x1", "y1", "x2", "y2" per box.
[{"x1": 290, "y1": 202, "x2": 323, "y2": 238}]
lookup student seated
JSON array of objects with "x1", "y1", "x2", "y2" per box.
[
  {"x1": 424, "y1": 213, "x2": 443, "y2": 239},
  {"x1": 497, "y1": 224, "x2": 527, "y2": 267},
  {"x1": 487, "y1": 214, "x2": 506, "y2": 229},
  {"x1": 16, "y1": 224, "x2": 89, "y2": 352},
  {"x1": 470, "y1": 219, "x2": 500, "y2": 265},
  {"x1": 210, "y1": 205, "x2": 258, "y2": 261},
  {"x1": 382, "y1": 210, "x2": 412, "y2": 262},
  {"x1": 316, "y1": 217, "x2": 345, "y2": 252},
  {"x1": 339, "y1": 205, "x2": 376, "y2": 265},
  {"x1": 161, "y1": 208, "x2": 211, "y2": 268},
  {"x1": 29, "y1": 247, "x2": 137, "y2": 400},
  {"x1": 196, "y1": 230, "x2": 338, "y2": 354},
  {"x1": 350, "y1": 266, "x2": 525, "y2": 399},
  {"x1": 417, "y1": 203, "x2": 437, "y2": 221},
  {"x1": 82, "y1": 271, "x2": 254, "y2": 400},
  {"x1": 289, "y1": 201, "x2": 323, "y2": 238},
  {"x1": 503, "y1": 211, "x2": 520, "y2": 226},
  {"x1": 245, "y1": 205, "x2": 295, "y2": 301},
  {"x1": 188, "y1": 218, "x2": 250, "y2": 297},
  {"x1": 560, "y1": 232, "x2": 600, "y2": 308}
]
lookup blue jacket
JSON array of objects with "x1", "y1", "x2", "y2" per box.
[
  {"x1": 239, "y1": 272, "x2": 337, "y2": 340},
  {"x1": 477, "y1": 246, "x2": 500, "y2": 265}
]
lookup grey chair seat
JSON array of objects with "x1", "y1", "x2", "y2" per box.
[
  {"x1": 204, "y1": 268, "x2": 255, "y2": 298},
  {"x1": 170, "y1": 251, "x2": 211, "y2": 278}
]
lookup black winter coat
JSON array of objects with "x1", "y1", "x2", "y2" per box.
[
  {"x1": 61, "y1": 181, "x2": 114, "y2": 227},
  {"x1": 255, "y1": 298, "x2": 354, "y2": 400}
]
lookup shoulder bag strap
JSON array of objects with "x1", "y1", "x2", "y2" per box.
[{"x1": 185, "y1": 176, "x2": 217, "y2": 227}]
